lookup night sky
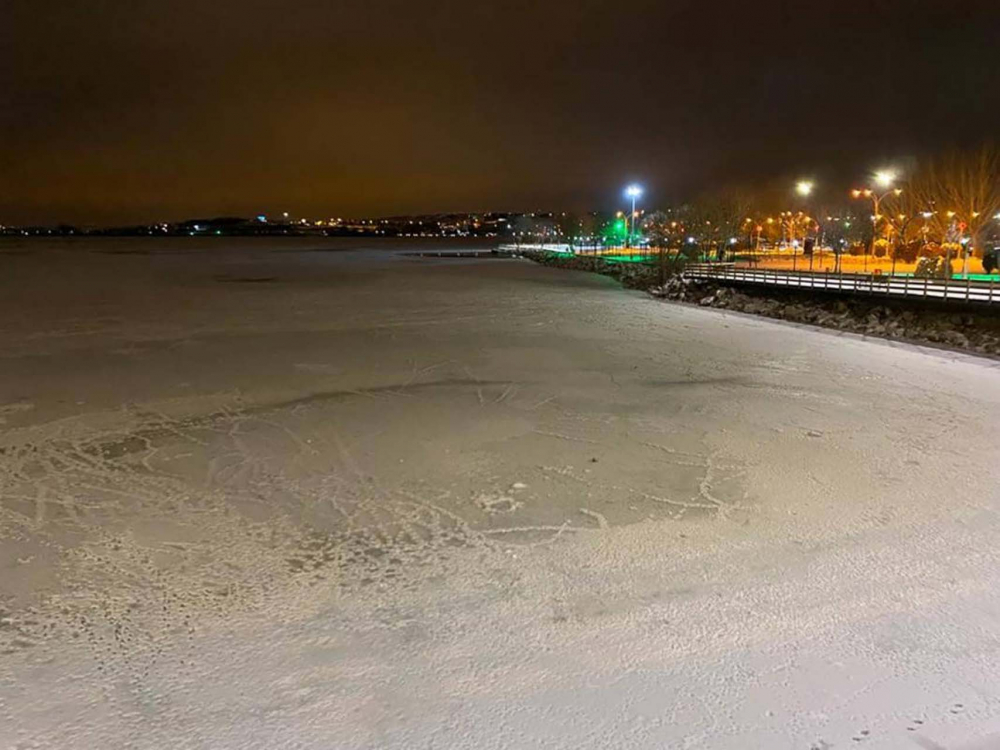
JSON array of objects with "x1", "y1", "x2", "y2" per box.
[{"x1": 3, "y1": 0, "x2": 999, "y2": 224}]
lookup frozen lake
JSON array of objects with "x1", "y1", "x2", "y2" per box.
[{"x1": 2, "y1": 237, "x2": 1000, "y2": 749}]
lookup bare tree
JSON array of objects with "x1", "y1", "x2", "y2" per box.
[
  {"x1": 688, "y1": 190, "x2": 753, "y2": 260},
  {"x1": 557, "y1": 212, "x2": 581, "y2": 250},
  {"x1": 640, "y1": 210, "x2": 682, "y2": 282},
  {"x1": 640, "y1": 211, "x2": 673, "y2": 249},
  {"x1": 912, "y1": 145, "x2": 1000, "y2": 277},
  {"x1": 577, "y1": 212, "x2": 605, "y2": 253}
]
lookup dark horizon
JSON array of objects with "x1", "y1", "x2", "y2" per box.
[{"x1": 3, "y1": 0, "x2": 999, "y2": 225}]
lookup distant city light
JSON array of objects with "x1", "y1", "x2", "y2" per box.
[
  {"x1": 625, "y1": 184, "x2": 643, "y2": 199},
  {"x1": 795, "y1": 180, "x2": 814, "y2": 197},
  {"x1": 257, "y1": 214, "x2": 267, "y2": 222}
]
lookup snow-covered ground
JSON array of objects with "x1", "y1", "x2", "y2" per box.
[{"x1": 2, "y1": 238, "x2": 1000, "y2": 749}]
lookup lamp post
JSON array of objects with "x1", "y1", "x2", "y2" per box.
[
  {"x1": 624, "y1": 184, "x2": 642, "y2": 251},
  {"x1": 890, "y1": 213, "x2": 906, "y2": 276},
  {"x1": 919, "y1": 211, "x2": 935, "y2": 256},
  {"x1": 796, "y1": 180, "x2": 815, "y2": 270},
  {"x1": 852, "y1": 170, "x2": 901, "y2": 272}
]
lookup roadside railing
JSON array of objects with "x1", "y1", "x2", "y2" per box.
[{"x1": 684, "y1": 264, "x2": 1000, "y2": 305}]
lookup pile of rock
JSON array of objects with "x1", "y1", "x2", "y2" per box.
[
  {"x1": 616, "y1": 263, "x2": 660, "y2": 289},
  {"x1": 648, "y1": 275, "x2": 707, "y2": 302},
  {"x1": 649, "y1": 275, "x2": 1000, "y2": 356},
  {"x1": 519, "y1": 250, "x2": 660, "y2": 289}
]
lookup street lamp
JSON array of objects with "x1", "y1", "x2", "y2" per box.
[
  {"x1": 624, "y1": 184, "x2": 642, "y2": 250},
  {"x1": 919, "y1": 211, "x2": 935, "y2": 253},
  {"x1": 874, "y1": 170, "x2": 896, "y2": 188},
  {"x1": 851, "y1": 170, "x2": 902, "y2": 272},
  {"x1": 795, "y1": 180, "x2": 816, "y2": 270}
]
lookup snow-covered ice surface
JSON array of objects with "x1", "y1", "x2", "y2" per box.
[{"x1": 2, "y1": 238, "x2": 1000, "y2": 749}]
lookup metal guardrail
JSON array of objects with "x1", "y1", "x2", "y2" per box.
[{"x1": 684, "y1": 264, "x2": 1000, "y2": 305}]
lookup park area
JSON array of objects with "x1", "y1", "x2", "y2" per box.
[
  {"x1": 732, "y1": 249, "x2": 995, "y2": 278},
  {"x1": 523, "y1": 245, "x2": 998, "y2": 279}
]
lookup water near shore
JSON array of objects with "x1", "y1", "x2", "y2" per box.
[{"x1": 3, "y1": 237, "x2": 1000, "y2": 749}]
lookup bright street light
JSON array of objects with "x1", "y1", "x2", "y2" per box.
[
  {"x1": 794, "y1": 181, "x2": 818, "y2": 269},
  {"x1": 623, "y1": 184, "x2": 643, "y2": 249},
  {"x1": 873, "y1": 169, "x2": 896, "y2": 188},
  {"x1": 852, "y1": 172, "x2": 904, "y2": 267}
]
